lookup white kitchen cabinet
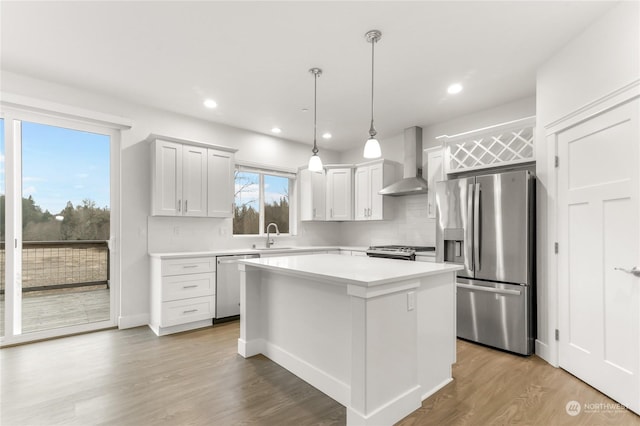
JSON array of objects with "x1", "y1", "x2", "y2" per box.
[
  {"x1": 325, "y1": 167, "x2": 353, "y2": 221},
  {"x1": 151, "y1": 140, "x2": 206, "y2": 217},
  {"x1": 207, "y1": 148, "x2": 235, "y2": 218},
  {"x1": 149, "y1": 256, "x2": 216, "y2": 336},
  {"x1": 182, "y1": 145, "x2": 208, "y2": 217},
  {"x1": 425, "y1": 147, "x2": 444, "y2": 219},
  {"x1": 299, "y1": 168, "x2": 326, "y2": 221},
  {"x1": 151, "y1": 139, "x2": 183, "y2": 216},
  {"x1": 354, "y1": 160, "x2": 397, "y2": 221},
  {"x1": 150, "y1": 135, "x2": 237, "y2": 217}
]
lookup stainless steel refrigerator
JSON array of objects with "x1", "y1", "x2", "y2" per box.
[{"x1": 435, "y1": 169, "x2": 535, "y2": 355}]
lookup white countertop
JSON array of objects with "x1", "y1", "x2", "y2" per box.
[
  {"x1": 238, "y1": 254, "x2": 461, "y2": 286},
  {"x1": 148, "y1": 246, "x2": 369, "y2": 259}
]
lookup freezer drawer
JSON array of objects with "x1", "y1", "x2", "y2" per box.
[{"x1": 456, "y1": 278, "x2": 533, "y2": 355}]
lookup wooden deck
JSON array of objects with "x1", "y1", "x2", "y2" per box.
[{"x1": 0, "y1": 287, "x2": 109, "y2": 334}]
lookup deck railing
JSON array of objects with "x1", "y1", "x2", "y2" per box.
[{"x1": 0, "y1": 241, "x2": 110, "y2": 293}]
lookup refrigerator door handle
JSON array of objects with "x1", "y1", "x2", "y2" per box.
[
  {"x1": 466, "y1": 183, "x2": 475, "y2": 272},
  {"x1": 457, "y1": 282, "x2": 521, "y2": 296},
  {"x1": 474, "y1": 183, "x2": 481, "y2": 272}
]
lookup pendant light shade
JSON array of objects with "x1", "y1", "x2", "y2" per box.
[
  {"x1": 363, "y1": 29, "x2": 382, "y2": 159},
  {"x1": 308, "y1": 67, "x2": 324, "y2": 171}
]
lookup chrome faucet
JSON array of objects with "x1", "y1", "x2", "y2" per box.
[{"x1": 265, "y1": 222, "x2": 280, "y2": 248}]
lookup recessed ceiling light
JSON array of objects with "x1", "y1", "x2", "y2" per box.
[
  {"x1": 271, "y1": 127, "x2": 282, "y2": 134},
  {"x1": 322, "y1": 133, "x2": 332, "y2": 139},
  {"x1": 447, "y1": 83, "x2": 463, "y2": 95},
  {"x1": 204, "y1": 99, "x2": 218, "y2": 108}
]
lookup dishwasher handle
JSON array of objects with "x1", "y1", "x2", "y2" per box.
[{"x1": 217, "y1": 255, "x2": 260, "y2": 265}]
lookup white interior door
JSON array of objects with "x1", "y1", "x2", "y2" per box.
[{"x1": 557, "y1": 97, "x2": 639, "y2": 414}]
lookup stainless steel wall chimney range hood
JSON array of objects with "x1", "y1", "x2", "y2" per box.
[{"x1": 379, "y1": 126, "x2": 429, "y2": 196}]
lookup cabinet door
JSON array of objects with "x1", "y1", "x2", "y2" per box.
[
  {"x1": 426, "y1": 148, "x2": 444, "y2": 219},
  {"x1": 152, "y1": 140, "x2": 183, "y2": 216},
  {"x1": 183, "y1": 145, "x2": 208, "y2": 217},
  {"x1": 207, "y1": 149, "x2": 234, "y2": 217},
  {"x1": 368, "y1": 163, "x2": 384, "y2": 220},
  {"x1": 310, "y1": 169, "x2": 326, "y2": 220},
  {"x1": 326, "y1": 168, "x2": 352, "y2": 221},
  {"x1": 354, "y1": 167, "x2": 370, "y2": 221}
]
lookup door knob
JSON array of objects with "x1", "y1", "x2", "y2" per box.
[{"x1": 615, "y1": 266, "x2": 640, "y2": 278}]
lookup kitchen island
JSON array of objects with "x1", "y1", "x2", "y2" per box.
[{"x1": 237, "y1": 254, "x2": 462, "y2": 425}]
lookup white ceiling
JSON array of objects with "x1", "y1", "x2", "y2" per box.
[{"x1": 0, "y1": 1, "x2": 616, "y2": 151}]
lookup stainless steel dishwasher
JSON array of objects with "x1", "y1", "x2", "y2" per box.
[{"x1": 215, "y1": 253, "x2": 260, "y2": 319}]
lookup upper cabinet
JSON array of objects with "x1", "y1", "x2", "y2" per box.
[
  {"x1": 354, "y1": 160, "x2": 397, "y2": 221},
  {"x1": 300, "y1": 160, "x2": 398, "y2": 222},
  {"x1": 149, "y1": 134, "x2": 237, "y2": 218},
  {"x1": 425, "y1": 147, "x2": 444, "y2": 219},
  {"x1": 299, "y1": 168, "x2": 326, "y2": 221},
  {"x1": 325, "y1": 167, "x2": 353, "y2": 221},
  {"x1": 152, "y1": 140, "x2": 184, "y2": 216},
  {"x1": 207, "y1": 148, "x2": 234, "y2": 218},
  {"x1": 182, "y1": 145, "x2": 208, "y2": 217}
]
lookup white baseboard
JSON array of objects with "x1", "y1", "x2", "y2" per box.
[
  {"x1": 535, "y1": 339, "x2": 556, "y2": 365},
  {"x1": 238, "y1": 338, "x2": 265, "y2": 358},
  {"x1": 347, "y1": 385, "x2": 421, "y2": 426},
  {"x1": 118, "y1": 313, "x2": 149, "y2": 329},
  {"x1": 421, "y1": 377, "x2": 453, "y2": 401},
  {"x1": 263, "y1": 341, "x2": 350, "y2": 407}
]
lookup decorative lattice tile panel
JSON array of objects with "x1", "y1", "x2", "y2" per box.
[{"x1": 442, "y1": 117, "x2": 535, "y2": 174}]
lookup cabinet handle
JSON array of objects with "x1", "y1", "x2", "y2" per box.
[
  {"x1": 185, "y1": 200, "x2": 188, "y2": 212},
  {"x1": 183, "y1": 309, "x2": 198, "y2": 314},
  {"x1": 178, "y1": 200, "x2": 181, "y2": 212},
  {"x1": 364, "y1": 208, "x2": 367, "y2": 217},
  {"x1": 182, "y1": 285, "x2": 198, "y2": 288},
  {"x1": 330, "y1": 208, "x2": 333, "y2": 218},
  {"x1": 313, "y1": 208, "x2": 316, "y2": 218},
  {"x1": 182, "y1": 265, "x2": 198, "y2": 269}
]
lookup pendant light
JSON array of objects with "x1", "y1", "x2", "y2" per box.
[
  {"x1": 308, "y1": 67, "x2": 324, "y2": 172},
  {"x1": 363, "y1": 29, "x2": 382, "y2": 159}
]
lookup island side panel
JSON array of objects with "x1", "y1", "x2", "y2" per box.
[
  {"x1": 347, "y1": 280, "x2": 422, "y2": 426},
  {"x1": 238, "y1": 264, "x2": 264, "y2": 357},
  {"x1": 416, "y1": 271, "x2": 457, "y2": 400},
  {"x1": 239, "y1": 266, "x2": 351, "y2": 406}
]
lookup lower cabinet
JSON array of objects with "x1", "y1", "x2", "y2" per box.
[{"x1": 149, "y1": 256, "x2": 216, "y2": 336}]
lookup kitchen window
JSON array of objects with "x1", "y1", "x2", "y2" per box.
[{"x1": 233, "y1": 165, "x2": 295, "y2": 235}]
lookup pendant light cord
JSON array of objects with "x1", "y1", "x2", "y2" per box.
[
  {"x1": 313, "y1": 70, "x2": 319, "y2": 155},
  {"x1": 369, "y1": 35, "x2": 377, "y2": 138}
]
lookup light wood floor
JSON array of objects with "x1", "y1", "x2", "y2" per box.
[{"x1": 1, "y1": 321, "x2": 638, "y2": 426}]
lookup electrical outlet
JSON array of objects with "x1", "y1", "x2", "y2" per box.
[
  {"x1": 173, "y1": 226, "x2": 180, "y2": 236},
  {"x1": 407, "y1": 291, "x2": 415, "y2": 311}
]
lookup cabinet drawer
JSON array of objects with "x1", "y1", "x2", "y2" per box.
[
  {"x1": 162, "y1": 257, "x2": 215, "y2": 276},
  {"x1": 161, "y1": 296, "x2": 215, "y2": 327},
  {"x1": 162, "y1": 273, "x2": 215, "y2": 301}
]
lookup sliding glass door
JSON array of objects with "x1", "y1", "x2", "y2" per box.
[
  {"x1": 1, "y1": 111, "x2": 117, "y2": 343},
  {"x1": 21, "y1": 121, "x2": 111, "y2": 333}
]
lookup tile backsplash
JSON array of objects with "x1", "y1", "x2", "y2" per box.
[{"x1": 338, "y1": 194, "x2": 436, "y2": 247}]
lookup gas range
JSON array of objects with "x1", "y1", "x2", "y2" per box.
[{"x1": 366, "y1": 245, "x2": 435, "y2": 261}]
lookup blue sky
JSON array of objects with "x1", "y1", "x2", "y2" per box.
[{"x1": 1, "y1": 120, "x2": 111, "y2": 214}]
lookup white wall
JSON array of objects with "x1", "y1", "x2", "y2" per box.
[
  {"x1": 337, "y1": 96, "x2": 535, "y2": 248},
  {"x1": 535, "y1": 1, "x2": 640, "y2": 364},
  {"x1": 0, "y1": 71, "x2": 343, "y2": 327}
]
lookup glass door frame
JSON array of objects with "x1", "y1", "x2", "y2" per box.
[{"x1": 0, "y1": 107, "x2": 121, "y2": 346}]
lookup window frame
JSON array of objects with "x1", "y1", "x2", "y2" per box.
[{"x1": 233, "y1": 163, "x2": 297, "y2": 237}]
